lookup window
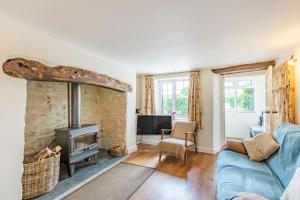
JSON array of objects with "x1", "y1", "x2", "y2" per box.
[
  {"x1": 225, "y1": 79, "x2": 255, "y2": 112},
  {"x1": 158, "y1": 78, "x2": 189, "y2": 118},
  {"x1": 225, "y1": 88, "x2": 235, "y2": 110}
]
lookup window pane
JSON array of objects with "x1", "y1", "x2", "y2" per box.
[
  {"x1": 162, "y1": 95, "x2": 173, "y2": 114},
  {"x1": 183, "y1": 81, "x2": 189, "y2": 88},
  {"x1": 160, "y1": 79, "x2": 189, "y2": 118},
  {"x1": 176, "y1": 81, "x2": 189, "y2": 118},
  {"x1": 238, "y1": 80, "x2": 252, "y2": 87},
  {"x1": 175, "y1": 81, "x2": 189, "y2": 118},
  {"x1": 225, "y1": 89, "x2": 235, "y2": 110},
  {"x1": 225, "y1": 81, "x2": 233, "y2": 87},
  {"x1": 176, "y1": 81, "x2": 183, "y2": 90},
  {"x1": 176, "y1": 97, "x2": 188, "y2": 117},
  {"x1": 236, "y1": 88, "x2": 254, "y2": 111}
]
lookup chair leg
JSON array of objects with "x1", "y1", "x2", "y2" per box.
[
  {"x1": 159, "y1": 152, "x2": 162, "y2": 162},
  {"x1": 195, "y1": 146, "x2": 198, "y2": 154},
  {"x1": 184, "y1": 150, "x2": 187, "y2": 165}
]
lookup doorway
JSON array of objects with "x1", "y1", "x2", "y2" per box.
[{"x1": 224, "y1": 73, "x2": 265, "y2": 139}]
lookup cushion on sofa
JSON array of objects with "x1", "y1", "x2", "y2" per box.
[
  {"x1": 217, "y1": 150, "x2": 284, "y2": 200},
  {"x1": 222, "y1": 140, "x2": 247, "y2": 155},
  {"x1": 265, "y1": 123, "x2": 300, "y2": 188},
  {"x1": 243, "y1": 133, "x2": 280, "y2": 161}
]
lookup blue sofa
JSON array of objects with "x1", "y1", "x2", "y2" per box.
[{"x1": 216, "y1": 123, "x2": 300, "y2": 200}]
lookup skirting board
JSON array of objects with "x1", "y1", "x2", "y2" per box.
[
  {"x1": 127, "y1": 145, "x2": 138, "y2": 154},
  {"x1": 140, "y1": 139, "x2": 159, "y2": 145},
  {"x1": 197, "y1": 146, "x2": 222, "y2": 154}
]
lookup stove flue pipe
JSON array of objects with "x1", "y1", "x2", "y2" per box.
[{"x1": 71, "y1": 83, "x2": 82, "y2": 128}]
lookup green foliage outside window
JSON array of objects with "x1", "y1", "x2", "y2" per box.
[
  {"x1": 163, "y1": 96, "x2": 173, "y2": 114},
  {"x1": 225, "y1": 87, "x2": 254, "y2": 111},
  {"x1": 236, "y1": 88, "x2": 254, "y2": 111},
  {"x1": 225, "y1": 96, "x2": 235, "y2": 109},
  {"x1": 176, "y1": 87, "x2": 188, "y2": 117}
]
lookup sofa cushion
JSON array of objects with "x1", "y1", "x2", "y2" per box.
[
  {"x1": 217, "y1": 150, "x2": 284, "y2": 200},
  {"x1": 265, "y1": 123, "x2": 300, "y2": 188},
  {"x1": 243, "y1": 133, "x2": 280, "y2": 161}
]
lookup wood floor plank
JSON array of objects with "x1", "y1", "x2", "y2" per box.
[{"x1": 126, "y1": 144, "x2": 217, "y2": 200}]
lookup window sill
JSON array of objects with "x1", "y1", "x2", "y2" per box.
[
  {"x1": 225, "y1": 110, "x2": 256, "y2": 113},
  {"x1": 174, "y1": 117, "x2": 189, "y2": 121}
]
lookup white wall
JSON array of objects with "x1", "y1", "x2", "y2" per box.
[
  {"x1": 213, "y1": 74, "x2": 223, "y2": 151},
  {"x1": 0, "y1": 15, "x2": 137, "y2": 200},
  {"x1": 225, "y1": 74, "x2": 265, "y2": 138}
]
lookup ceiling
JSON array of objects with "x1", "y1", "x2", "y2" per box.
[{"x1": 0, "y1": 0, "x2": 300, "y2": 74}]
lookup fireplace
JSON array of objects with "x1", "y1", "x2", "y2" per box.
[{"x1": 55, "y1": 83, "x2": 100, "y2": 177}]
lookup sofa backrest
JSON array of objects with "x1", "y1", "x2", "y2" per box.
[{"x1": 265, "y1": 123, "x2": 300, "y2": 188}]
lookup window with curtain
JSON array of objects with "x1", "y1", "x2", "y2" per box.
[
  {"x1": 225, "y1": 79, "x2": 255, "y2": 112},
  {"x1": 157, "y1": 78, "x2": 189, "y2": 119}
]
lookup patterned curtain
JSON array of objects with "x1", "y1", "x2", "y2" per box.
[
  {"x1": 272, "y1": 62, "x2": 295, "y2": 129},
  {"x1": 144, "y1": 75, "x2": 156, "y2": 115},
  {"x1": 188, "y1": 71, "x2": 203, "y2": 129}
]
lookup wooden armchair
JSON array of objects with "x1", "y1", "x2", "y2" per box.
[{"x1": 158, "y1": 121, "x2": 197, "y2": 164}]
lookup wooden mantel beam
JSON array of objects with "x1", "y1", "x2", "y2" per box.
[
  {"x1": 2, "y1": 58, "x2": 132, "y2": 92},
  {"x1": 211, "y1": 60, "x2": 275, "y2": 75}
]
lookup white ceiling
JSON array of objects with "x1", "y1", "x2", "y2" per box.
[{"x1": 0, "y1": 0, "x2": 300, "y2": 74}]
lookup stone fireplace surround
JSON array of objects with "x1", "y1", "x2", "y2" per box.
[
  {"x1": 25, "y1": 81, "x2": 127, "y2": 155},
  {"x1": 2, "y1": 58, "x2": 130, "y2": 156}
]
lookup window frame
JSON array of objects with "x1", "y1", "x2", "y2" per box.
[{"x1": 157, "y1": 77, "x2": 189, "y2": 119}]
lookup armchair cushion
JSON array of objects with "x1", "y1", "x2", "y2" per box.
[
  {"x1": 172, "y1": 121, "x2": 196, "y2": 141},
  {"x1": 158, "y1": 138, "x2": 194, "y2": 160}
]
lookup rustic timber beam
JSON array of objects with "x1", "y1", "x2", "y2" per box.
[
  {"x1": 211, "y1": 60, "x2": 275, "y2": 75},
  {"x1": 2, "y1": 58, "x2": 132, "y2": 92}
]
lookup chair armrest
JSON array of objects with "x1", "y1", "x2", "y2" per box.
[{"x1": 160, "y1": 129, "x2": 172, "y2": 140}]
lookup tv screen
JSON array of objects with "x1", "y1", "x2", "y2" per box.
[{"x1": 137, "y1": 115, "x2": 172, "y2": 135}]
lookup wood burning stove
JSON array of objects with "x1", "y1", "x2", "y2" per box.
[{"x1": 55, "y1": 83, "x2": 100, "y2": 177}]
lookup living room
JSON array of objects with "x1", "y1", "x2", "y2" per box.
[{"x1": 0, "y1": 1, "x2": 299, "y2": 200}]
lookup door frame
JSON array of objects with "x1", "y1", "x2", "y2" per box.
[{"x1": 219, "y1": 70, "x2": 268, "y2": 141}]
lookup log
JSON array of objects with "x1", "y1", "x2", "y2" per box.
[
  {"x1": 2, "y1": 58, "x2": 132, "y2": 92},
  {"x1": 211, "y1": 60, "x2": 275, "y2": 75}
]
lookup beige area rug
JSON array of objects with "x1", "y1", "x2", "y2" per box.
[
  {"x1": 63, "y1": 163, "x2": 155, "y2": 200},
  {"x1": 123, "y1": 144, "x2": 159, "y2": 168}
]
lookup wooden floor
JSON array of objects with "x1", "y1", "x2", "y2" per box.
[{"x1": 124, "y1": 144, "x2": 218, "y2": 200}]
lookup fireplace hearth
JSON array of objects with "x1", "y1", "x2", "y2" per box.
[{"x1": 55, "y1": 83, "x2": 100, "y2": 177}]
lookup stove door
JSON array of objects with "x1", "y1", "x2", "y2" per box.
[{"x1": 72, "y1": 132, "x2": 97, "y2": 152}]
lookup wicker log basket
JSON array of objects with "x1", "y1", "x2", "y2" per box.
[
  {"x1": 22, "y1": 146, "x2": 61, "y2": 199},
  {"x1": 110, "y1": 146, "x2": 126, "y2": 157}
]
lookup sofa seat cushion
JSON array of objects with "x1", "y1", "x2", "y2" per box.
[{"x1": 217, "y1": 150, "x2": 284, "y2": 200}]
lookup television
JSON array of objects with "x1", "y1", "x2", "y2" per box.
[{"x1": 137, "y1": 115, "x2": 172, "y2": 135}]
